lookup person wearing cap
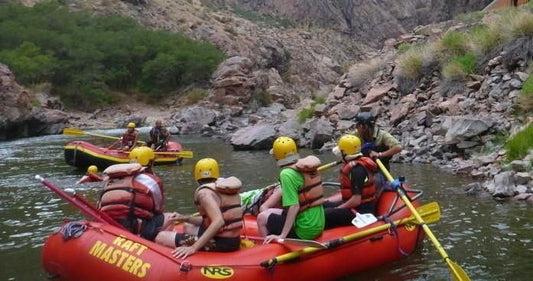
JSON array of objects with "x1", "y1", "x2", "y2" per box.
[
  {"x1": 120, "y1": 122, "x2": 139, "y2": 151},
  {"x1": 257, "y1": 136, "x2": 325, "y2": 243},
  {"x1": 324, "y1": 135, "x2": 381, "y2": 229},
  {"x1": 156, "y1": 158, "x2": 243, "y2": 258},
  {"x1": 75, "y1": 165, "x2": 104, "y2": 185},
  {"x1": 352, "y1": 112, "x2": 402, "y2": 171}
]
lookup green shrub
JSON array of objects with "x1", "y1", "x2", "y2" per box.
[
  {"x1": 505, "y1": 123, "x2": 533, "y2": 161},
  {"x1": 397, "y1": 43, "x2": 411, "y2": 53},
  {"x1": 185, "y1": 88, "x2": 209, "y2": 104},
  {"x1": 519, "y1": 73, "x2": 533, "y2": 111},
  {"x1": 398, "y1": 48, "x2": 424, "y2": 78},
  {"x1": 298, "y1": 107, "x2": 314, "y2": 123},
  {"x1": 0, "y1": 1, "x2": 224, "y2": 110},
  {"x1": 255, "y1": 90, "x2": 272, "y2": 107},
  {"x1": 443, "y1": 53, "x2": 477, "y2": 80},
  {"x1": 441, "y1": 31, "x2": 469, "y2": 55},
  {"x1": 469, "y1": 26, "x2": 501, "y2": 55}
]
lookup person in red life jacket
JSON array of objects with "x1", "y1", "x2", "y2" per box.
[
  {"x1": 352, "y1": 112, "x2": 402, "y2": 171},
  {"x1": 157, "y1": 158, "x2": 243, "y2": 258},
  {"x1": 324, "y1": 135, "x2": 382, "y2": 229},
  {"x1": 97, "y1": 146, "x2": 179, "y2": 242},
  {"x1": 120, "y1": 122, "x2": 139, "y2": 151},
  {"x1": 75, "y1": 165, "x2": 104, "y2": 185},
  {"x1": 147, "y1": 120, "x2": 171, "y2": 151},
  {"x1": 257, "y1": 136, "x2": 325, "y2": 244}
]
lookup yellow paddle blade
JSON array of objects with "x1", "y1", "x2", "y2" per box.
[
  {"x1": 154, "y1": 150, "x2": 194, "y2": 159},
  {"x1": 62, "y1": 127, "x2": 85, "y2": 136},
  {"x1": 450, "y1": 259, "x2": 472, "y2": 281},
  {"x1": 415, "y1": 201, "x2": 441, "y2": 225}
]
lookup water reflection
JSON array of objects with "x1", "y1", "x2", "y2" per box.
[{"x1": 0, "y1": 133, "x2": 532, "y2": 280}]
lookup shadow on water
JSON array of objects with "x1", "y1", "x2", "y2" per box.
[{"x1": 1, "y1": 132, "x2": 532, "y2": 280}]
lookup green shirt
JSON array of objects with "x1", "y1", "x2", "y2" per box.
[{"x1": 280, "y1": 168, "x2": 325, "y2": 239}]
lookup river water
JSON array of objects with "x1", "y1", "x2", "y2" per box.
[{"x1": 1, "y1": 130, "x2": 532, "y2": 281}]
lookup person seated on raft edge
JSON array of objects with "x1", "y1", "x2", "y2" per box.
[
  {"x1": 323, "y1": 135, "x2": 382, "y2": 229},
  {"x1": 156, "y1": 158, "x2": 244, "y2": 259},
  {"x1": 75, "y1": 165, "x2": 104, "y2": 185},
  {"x1": 110, "y1": 122, "x2": 139, "y2": 151},
  {"x1": 350, "y1": 111, "x2": 402, "y2": 172},
  {"x1": 257, "y1": 136, "x2": 325, "y2": 243},
  {"x1": 147, "y1": 119, "x2": 171, "y2": 151},
  {"x1": 97, "y1": 146, "x2": 181, "y2": 243}
]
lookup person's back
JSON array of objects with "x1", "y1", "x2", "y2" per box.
[
  {"x1": 97, "y1": 147, "x2": 176, "y2": 241},
  {"x1": 257, "y1": 136, "x2": 325, "y2": 243}
]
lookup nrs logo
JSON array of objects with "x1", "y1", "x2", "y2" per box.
[{"x1": 201, "y1": 266, "x2": 234, "y2": 279}]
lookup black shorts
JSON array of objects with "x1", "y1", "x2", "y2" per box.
[
  {"x1": 266, "y1": 210, "x2": 298, "y2": 238},
  {"x1": 174, "y1": 224, "x2": 240, "y2": 252},
  {"x1": 139, "y1": 214, "x2": 165, "y2": 241},
  {"x1": 324, "y1": 207, "x2": 355, "y2": 229}
]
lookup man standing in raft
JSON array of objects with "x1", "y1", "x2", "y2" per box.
[
  {"x1": 157, "y1": 158, "x2": 243, "y2": 258},
  {"x1": 257, "y1": 136, "x2": 325, "y2": 243},
  {"x1": 98, "y1": 147, "x2": 179, "y2": 242}
]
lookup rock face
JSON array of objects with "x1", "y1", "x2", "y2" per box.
[{"x1": 0, "y1": 63, "x2": 68, "y2": 140}]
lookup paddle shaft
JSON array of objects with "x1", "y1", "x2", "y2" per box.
[
  {"x1": 260, "y1": 202, "x2": 439, "y2": 267},
  {"x1": 375, "y1": 159, "x2": 471, "y2": 281},
  {"x1": 36, "y1": 175, "x2": 125, "y2": 230},
  {"x1": 63, "y1": 128, "x2": 146, "y2": 145}
]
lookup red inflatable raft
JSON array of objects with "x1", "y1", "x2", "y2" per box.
[
  {"x1": 64, "y1": 140, "x2": 185, "y2": 168},
  {"x1": 42, "y1": 187, "x2": 435, "y2": 281}
]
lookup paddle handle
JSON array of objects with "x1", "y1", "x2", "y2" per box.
[{"x1": 36, "y1": 175, "x2": 125, "y2": 230}]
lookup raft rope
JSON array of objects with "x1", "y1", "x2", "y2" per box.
[{"x1": 59, "y1": 221, "x2": 88, "y2": 240}]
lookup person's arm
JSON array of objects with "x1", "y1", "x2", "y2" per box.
[
  {"x1": 259, "y1": 187, "x2": 282, "y2": 212},
  {"x1": 173, "y1": 191, "x2": 224, "y2": 258},
  {"x1": 370, "y1": 131, "x2": 402, "y2": 158}
]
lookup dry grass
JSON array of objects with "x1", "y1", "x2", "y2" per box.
[{"x1": 345, "y1": 56, "x2": 388, "y2": 89}]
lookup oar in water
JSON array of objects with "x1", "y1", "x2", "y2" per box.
[
  {"x1": 375, "y1": 159, "x2": 471, "y2": 281},
  {"x1": 149, "y1": 150, "x2": 194, "y2": 159},
  {"x1": 35, "y1": 175, "x2": 126, "y2": 230},
  {"x1": 63, "y1": 127, "x2": 146, "y2": 145},
  {"x1": 260, "y1": 201, "x2": 441, "y2": 268}
]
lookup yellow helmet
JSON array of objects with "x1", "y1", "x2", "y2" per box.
[
  {"x1": 127, "y1": 122, "x2": 136, "y2": 128},
  {"x1": 271, "y1": 136, "x2": 300, "y2": 167},
  {"x1": 87, "y1": 165, "x2": 98, "y2": 174},
  {"x1": 129, "y1": 146, "x2": 155, "y2": 166},
  {"x1": 194, "y1": 158, "x2": 220, "y2": 181},
  {"x1": 337, "y1": 135, "x2": 362, "y2": 156}
]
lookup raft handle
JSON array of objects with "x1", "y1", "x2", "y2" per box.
[{"x1": 179, "y1": 261, "x2": 192, "y2": 272}]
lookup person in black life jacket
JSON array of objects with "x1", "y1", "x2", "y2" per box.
[
  {"x1": 257, "y1": 136, "x2": 325, "y2": 244},
  {"x1": 97, "y1": 146, "x2": 179, "y2": 242},
  {"x1": 119, "y1": 122, "x2": 139, "y2": 151},
  {"x1": 158, "y1": 158, "x2": 243, "y2": 258},
  {"x1": 352, "y1": 112, "x2": 402, "y2": 171},
  {"x1": 75, "y1": 165, "x2": 104, "y2": 185},
  {"x1": 148, "y1": 120, "x2": 171, "y2": 151},
  {"x1": 324, "y1": 135, "x2": 382, "y2": 229}
]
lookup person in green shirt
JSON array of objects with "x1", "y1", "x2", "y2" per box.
[
  {"x1": 352, "y1": 112, "x2": 402, "y2": 171},
  {"x1": 257, "y1": 136, "x2": 325, "y2": 242}
]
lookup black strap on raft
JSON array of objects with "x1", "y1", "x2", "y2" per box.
[
  {"x1": 59, "y1": 221, "x2": 88, "y2": 240},
  {"x1": 381, "y1": 216, "x2": 409, "y2": 257}
]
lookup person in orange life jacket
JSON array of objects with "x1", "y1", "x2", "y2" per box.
[
  {"x1": 148, "y1": 120, "x2": 171, "y2": 151},
  {"x1": 120, "y1": 122, "x2": 139, "y2": 151},
  {"x1": 75, "y1": 165, "x2": 104, "y2": 185},
  {"x1": 157, "y1": 158, "x2": 243, "y2": 258},
  {"x1": 98, "y1": 146, "x2": 180, "y2": 242},
  {"x1": 257, "y1": 136, "x2": 325, "y2": 243},
  {"x1": 352, "y1": 112, "x2": 402, "y2": 171},
  {"x1": 324, "y1": 135, "x2": 381, "y2": 229}
]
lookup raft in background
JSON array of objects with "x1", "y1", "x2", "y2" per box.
[
  {"x1": 41, "y1": 189, "x2": 434, "y2": 281},
  {"x1": 64, "y1": 140, "x2": 185, "y2": 169}
]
